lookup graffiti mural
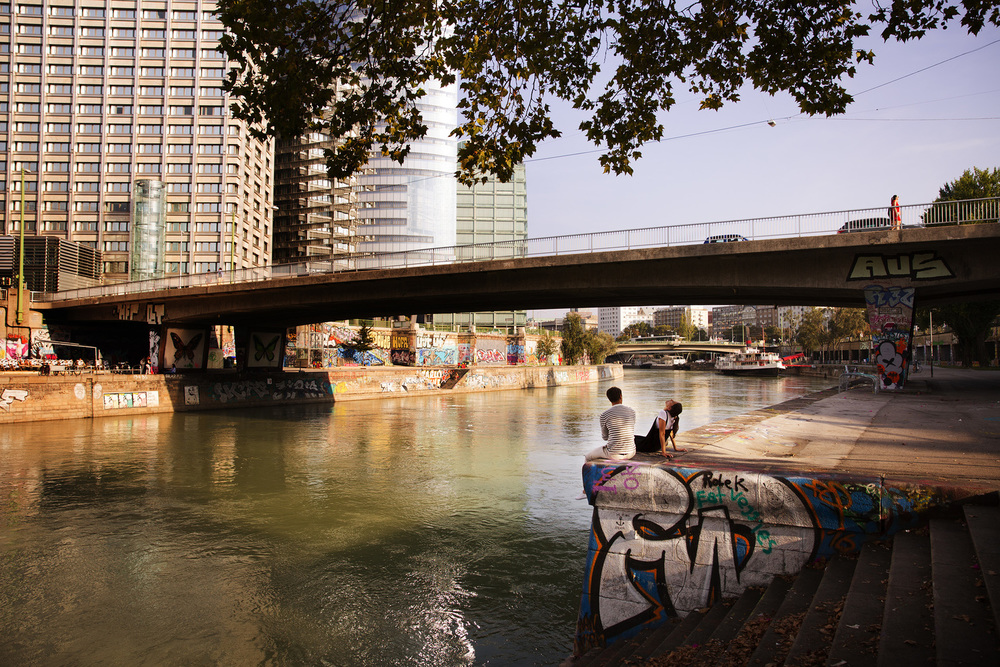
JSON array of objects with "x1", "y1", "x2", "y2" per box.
[
  {"x1": 0, "y1": 388, "x2": 28, "y2": 411},
  {"x1": 417, "y1": 347, "x2": 458, "y2": 366},
  {"x1": 847, "y1": 251, "x2": 954, "y2": 281},
  {"x1": 247, "y1": 332, "x2": 284, "y2": 369},
  {"x1": 476, "y1": 338, "x2": 507, "y2": 365},
  {"x1": 149, "y1": 330, "x2": 161, "y2": 374},
  {"x1": 208, "y1": 377, "x2": 333, "y2": 403},
  {"x1": 507, "y1": 344, "x2": 525, "y2": 365},
  {"x1": 164, "y1": 328, "x2": 207, "y2": 369},
  {"x1": 5, "y1": 338, "x2": 27, "y2": 360},
  {"x1": 391, "y1": 349, "x2": 414, "y2": 365},
  {"x1": 575, "y1": 462, "x2": 929, "y2": 654},
  {"x1": 864, "y1": 286, "x2": 915, "y2": 390},
  {"x1": 458, "y1": 344, "x2": 472, "y2": 365}
]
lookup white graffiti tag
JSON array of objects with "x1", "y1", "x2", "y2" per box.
[{"x1": 0, "y1": 389, "x2": 28, "y2": 411}]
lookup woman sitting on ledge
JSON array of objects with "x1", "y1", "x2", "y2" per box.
[{"x1": 635, "y1": 400, "x2": 685, "y2": 458}]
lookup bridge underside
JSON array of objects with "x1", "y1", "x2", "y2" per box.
[{"x1": 40, "y1": 224, "x2": 1000, "y2": 328}]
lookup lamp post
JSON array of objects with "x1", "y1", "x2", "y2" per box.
[{"x1": 16, "y1": 166, "x2": 27, "y2": 324}]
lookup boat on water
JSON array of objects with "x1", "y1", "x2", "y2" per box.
[
  {"x1": 715, "y1": 346, "x2": 785, "y2": 376},
  {"x1": 651, "y1": 355, "x2": 689, "y2": 369}
]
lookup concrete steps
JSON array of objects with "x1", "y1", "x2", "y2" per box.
[{"x1": 563, "y1": 503, "x2": 1000, "y2": 666}]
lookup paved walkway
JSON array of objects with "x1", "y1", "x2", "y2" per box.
[{"x1": 652, "y1": 366, "x2": 1000, "y2": 492}]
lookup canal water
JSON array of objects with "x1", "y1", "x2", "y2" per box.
[{"x1": 0, "y1": 370, "x2": 835, "y2": 666}]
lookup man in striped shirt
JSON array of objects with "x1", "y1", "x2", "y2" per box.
[{"x1": 585, "y1": 386, "x2": 637, "y2": 461}]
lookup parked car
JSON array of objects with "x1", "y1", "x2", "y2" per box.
[
  {"x1": 837, "y1": 217, "x2": 892, "y2": 233},
  {"x1": 703, "y1": 234, "x2": 748, "y2": 243}
]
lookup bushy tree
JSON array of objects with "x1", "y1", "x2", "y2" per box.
[
  {"x1": 828, "y1": 308, "x2": 870, "y2": 355},
  {"x1": 341, "y1": 322, "x2": 377, "y2": 365},
  {"x1": 925, "y1": 167, "x2": 1000, "y2": 224},
  {"x1": 560, "y1": 313, "x2": 588, "y2": 365},
  {"x1": 586, "y1": 330, "x2": 617, "y2": 365},
  {"x1": 535, "y1": 330, "x2": 558, "y2": 363},
  {"x1": 923, "y1": 167, "x2": 1000, "y2": 366},
  {"x1": 218, "y1": 1, "x2": 998, "y2": 185},
  {"x1": 616, "y1": 321, "x2": 651, "y2": 342},
  {"x1": 795, "y1": 308, "x2": 830, "y2": 359}
]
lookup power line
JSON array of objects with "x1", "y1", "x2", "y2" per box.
[{"x1": 853, "y1": 37, "x2": 1000, "y2": 96}]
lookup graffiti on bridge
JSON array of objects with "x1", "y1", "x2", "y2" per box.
[
  {"x1": 574, "y1": 462, "x2": 926, "y2": 654},
  {"x1": 864, "y1": 285, "x2": 915, "y2": 390},
  {"x1": 209, "y1": 378, "x2": 333, "y2": 403}
]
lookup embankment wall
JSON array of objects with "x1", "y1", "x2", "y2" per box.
[
  {"x1": 574, "y1": 459, "x2": 971, "y2": 655},
  {"x1": 0, "y1": 364, "x2": 623, "y2": 424}
]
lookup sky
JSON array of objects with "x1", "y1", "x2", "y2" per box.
[{"x1": 519, "y1": 22, "x2": 1000, "y2": 319}]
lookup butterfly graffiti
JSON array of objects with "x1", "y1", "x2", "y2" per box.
[
  {"x1": 252, "y1": 333, "x2": 280, "y2": 363},
  {"x1": 170, "y1": 332, "x2": 203, "y2": 365}
]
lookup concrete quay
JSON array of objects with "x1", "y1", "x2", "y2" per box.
[{"x1": 660, "y1": 365, "x2": 1000, "y2": 493}]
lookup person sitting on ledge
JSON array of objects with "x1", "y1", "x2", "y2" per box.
[
  {"x1": 585, "y1": 386, "x2": 637, "y2": 461},
  {"x1": 635, "y1": 399, "x2": 685, "y2": 458}
]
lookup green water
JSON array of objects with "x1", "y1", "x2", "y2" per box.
[{"x1": 0, "y1": 370, "x2": 834, "y2": 665}]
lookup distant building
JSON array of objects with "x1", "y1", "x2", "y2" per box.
[
  {"x1": 654, "y1": 306, "x2": 710, "y2": 333},
  {"x1": 598, "y1": 306, "x2": 659, "y2": 337},
  {"x1": 538, "y1": 310, "x2": 597, "y2": 332}
]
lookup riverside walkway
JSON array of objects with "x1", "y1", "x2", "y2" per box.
[
  {"x1": 570, "y1": 366, "x2": 1000, "y2": 666},
  {"x1": 667, "y1": 365, "x2": 1000, "y2": 491}
]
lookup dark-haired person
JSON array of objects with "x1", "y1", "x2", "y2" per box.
[
  {"x1": 585, "y1": 386, "x2": 637, "y2": 461},
  {"x1": 635, "y1": 399, "x2": 685, "y2": 458}
]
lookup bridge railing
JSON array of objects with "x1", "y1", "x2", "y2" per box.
[{"x1": 33, "y1": 197, "x2": 999, "y2": 302}]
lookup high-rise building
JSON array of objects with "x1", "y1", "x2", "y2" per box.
[
  {"x1": 598, "y1": 306, "x2": 659, "y2": 338},
  {"x1": 654, "y1": 306, "x2": 710, "y2": 332},
  {"x1": 1, "y1": 1, "x2": 274, "y2": 284},
  {"x1": 355, "y1": 81, "x2": 457, "y2": 254},
  {"x1": 272, "y1": 126, "x2": 359, "y2": 265},
  {"x1": 429, "y1": 158, "x2": 528, "y2": 330}
]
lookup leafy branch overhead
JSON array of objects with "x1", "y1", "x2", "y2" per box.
[{"x1": 218, "y1": 0, "x2": 999, "y2": 184}]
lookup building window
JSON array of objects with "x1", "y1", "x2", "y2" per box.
[
  {"x1": 106, "y1": 162, "x2": 130, "y2": 173},
  {"x1": 200, "y1": 68, "x2": 225, "y2": 79},
  {"x1": 195, "y1": 203, "x2": 220, "y2": 212},
  {"x1": 75, "y1": 162, "x2": 100, "y2": 172},
  {"x1": 171, "y1": 48, "x2": 195, "y2": 58},
  {"x1": 111, "y1": 28, "x2": 135, "y2": 38},
  {"x1": 106, "y1": 182, "x2": 130, "y2": 192},
  {"x1": 75, "y1": 202, "x2": 99, "y2": 212},
  {"x1": 76, "y1": 181, "x2": 100, "y2": 191},
  {"x1": 107, "y1": 124, "x2": 132, "y2": 135},
  {"x1": 137, "y1": 163, "x2": 161, "y2": 173},
  {"x1": 44, "y1": 161, "x2": 69, "y2": 172},
  {"x1": 139, "y1": 106, "x2": 164, "y2": 116},
  {"x1": 104, "y1": 241, "x2": 129, "y2": 252},
  {"x1": 110, "y1": 86, "x2": 133, "y2": 96},
  {"x1": 139, "y1": 125, "x2": 163, "y2": 135},
  {"x1": 137, "y1": 144, "x2": 161, "y2": 154},
  {"x1": 142, "y1": 29, "x2": 165, "y2": 39},
  {"x1": 45, "y1": 143, "x2": 70, "y2": 153},
  {"x1": 167, "y1": 183, "x2": 191, "y2": 193},
  {"x1": 105, "y1": 202, "x2": 130, "y2": 213},
  {"x1": 107, "y1": 144, "x2": 131, "y2": 154},
  {"x1": 141, "y1": 67, "x2": 165, "y2": 77},
  {"x1": 47, "y1": 64, "x2": 73, "y2": 75},
  {"x1": 194, "y1": 262, "x2": 219, "y2": 273},
  {"x1": 169, "y1": 105, "x2": 194, "y2": 116},
  {"x1": 167, "y1": 163, "x2": 191, "y2": 173},
  {"x1": 78, "y1": 85, "x2": 101, "y2": 96},
  {"x1": 172, "y1": 30, "x2": 196, "y2": 39},
  {"x1": 168, "y1": 144, "x2": 192, "y2": 154}
]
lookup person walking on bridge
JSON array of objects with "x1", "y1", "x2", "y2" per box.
[
  {"x1": 889, "y1": 195, "x2": 902, "y2": 230},
  {"x1": 585, "y1": 386, "x2": 636, "y2": 461}
]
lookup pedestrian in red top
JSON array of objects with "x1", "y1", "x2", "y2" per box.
[{"x1": 889, "y1": 195, "x2": 902, "y2": 230}]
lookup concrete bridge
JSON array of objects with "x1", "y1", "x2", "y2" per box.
[{"x1": 34, "y1": 222, "x2": 1000, "y2": 328}]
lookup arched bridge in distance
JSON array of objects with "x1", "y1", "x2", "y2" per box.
[{"x1": 34, "y1": 198, "x2": 1000, "y2": 329}]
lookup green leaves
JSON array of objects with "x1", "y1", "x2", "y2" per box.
[{"x1": 218, "y1": 0, "x2": 998, "y2": 184}]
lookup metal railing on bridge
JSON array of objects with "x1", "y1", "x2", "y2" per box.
[{"x1": 34, "y1": 197, "x2": 999, "y2": 302}]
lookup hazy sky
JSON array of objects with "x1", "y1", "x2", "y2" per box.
[{"x1": 522, "y1": 22, "x2": 1000, "y2": 318}]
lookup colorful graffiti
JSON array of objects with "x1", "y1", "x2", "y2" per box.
[
  {"x1": 417, "y1": 347, "x2": 458, "y2": 366},
  {"x1": 391, "y1": 349, "x2": 414, "y2": 365},
  {"x1": 102, "y1": 391, "x2": 157, "y2": 409},
  {"x1": 507, "y1": 344, "x2": 525, "y2": 365},
  {"x1": 864, "y1": 285, "x2": 915, "y2": 390},
  {"x1": 575, "y1": 462, "x2": 928, "y2": 654}
]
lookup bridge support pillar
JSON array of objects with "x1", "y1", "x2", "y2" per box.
[
  {"x1": 863, "y1": 285, "x2": 916, "y2": 390},
  {"x1": 232, "y1": 326, "x2": 287, "y2": 372}
]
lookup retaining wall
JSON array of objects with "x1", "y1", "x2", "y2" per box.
[
  {"x1": 0, "y1": 364, "x2": 623, "y2": 424},
  {"x1": 574, "y1": 459, "x2": 971, "y2": 655}
]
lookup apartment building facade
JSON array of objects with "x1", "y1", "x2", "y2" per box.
[{"x1": 2, "y1": 0, "x2": 273, "y2": 284}]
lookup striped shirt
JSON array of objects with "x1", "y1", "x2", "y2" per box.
[{"x1": 600, "y1": 403, "x2": 637, "y2": 458}]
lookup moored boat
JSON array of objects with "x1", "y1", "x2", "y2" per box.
[{"x1": 715, "y1": 346, "x2": 785, "y2": 376}]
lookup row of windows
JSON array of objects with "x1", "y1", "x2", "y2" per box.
[
  {"x1": 5, "y1": 46, "x2": 224, "y2": 59},
  {"x1": 10, "y1": 85, "x2": 225, "y2": 99},
  {"x1": 7, "y1": 141, "x2": 228, "y2": 154},
  {"x1": 1, "y1": 126, "x2": 239, "y2": 140},
  {"x1": 16, "y1": 25, "x2": 224, "y2": 40},
  {"x1": 9, "y1": 104, "x2": 226, "y2": 116},
  {"x1": 35, "y1": 66, "x2": 227, "y2": 78},
  {"x1": 16, "y1": 6, "x2": 220, "y2": 21}
]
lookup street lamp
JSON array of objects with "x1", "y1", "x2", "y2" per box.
[{"x1": 16, "y1": 166, "x2": 32, "y2": 325}]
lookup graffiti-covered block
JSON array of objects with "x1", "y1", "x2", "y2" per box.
[{"x1": 575, "y1": 460, "x2": 933, "y2": 655}]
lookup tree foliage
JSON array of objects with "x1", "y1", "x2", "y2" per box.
[
  {"x1": 586, "y1": 330, "x2": 617, "y2": 365},
  {"x1": 617, "y1": 321, "x2": 651, "y2": 342},
  {"x1": 925, "y1": 166, "x2": 1000, "y2": 224},
  {"x1": 341, "y1": 322, "x2": 376, "y2": 364},
  {"x1": 217, "y1": 1, "x2": 999, "y2": 185},
  {"x1": 560, "y1": 313, "x2": 589, "y2": 365},
  {"x1": 920, "y1": 167, "x2": 1000, "y2": 366},
  {"x1": 535, "y1": 330, "x2": 558, "y2": 363},
  {"x1": 795, "y1": 308, "x2": 830, "y2": 357},
  {"x1": 827, "y1": 308, "x2": 870, "y2": 351}
]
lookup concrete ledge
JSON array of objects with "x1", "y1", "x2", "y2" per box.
[{"x1": 0, "y1": 364, "x2": 623, "y2": 423}]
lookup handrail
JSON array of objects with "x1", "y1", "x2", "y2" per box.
[{"x1": 33, "y1": 196, "x2": 999, "y2": 302}]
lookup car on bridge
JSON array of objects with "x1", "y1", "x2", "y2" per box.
[
  {"x1": 703, "y1": 234, "x2": 748, "y2": 243},
  {"x1": 837, "y1": 217, "x2": 893, "y2": 233}
]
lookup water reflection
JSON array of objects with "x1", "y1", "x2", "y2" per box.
[{"x1": 0, "y1": 370, "x2": 834, "y2": 665}]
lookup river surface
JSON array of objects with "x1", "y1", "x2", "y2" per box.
[{"x1": 0, "y1": 369, "x2": 835, "y2": 666}]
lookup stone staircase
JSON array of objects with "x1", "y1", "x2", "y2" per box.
[{"x1": 564, "y1": 503, "x2": 1000, "y2": 666}]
